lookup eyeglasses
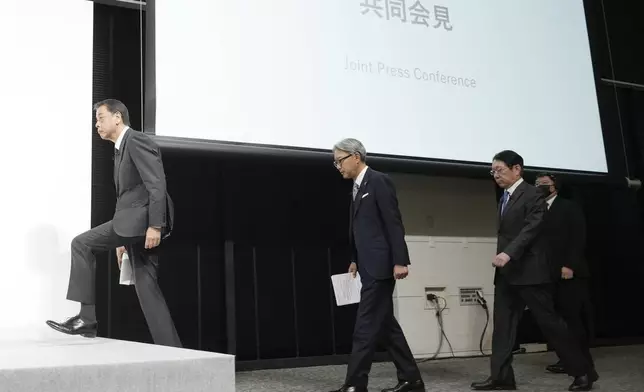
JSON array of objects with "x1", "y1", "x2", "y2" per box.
[
  {"x1": 490, "y1": 164, "x2": 521, "y2": 176},
  {"x1": 333, "y1": 154, "x2": 352, "y2": 168},
  {"x1": 535, "y1": 174, "x2": 556, "y2": 186}
]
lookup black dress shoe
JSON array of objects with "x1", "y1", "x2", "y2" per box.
[
  {"x1": 46, "y1": 314, "x2": 80, "y2": 332},
  {"x1": 568, "y1": 375, "x2": 593, "y2": 391},
  {"x1": 382, "y1": 380, "x2": 425, "y2": 392},
  {"x1": 470, "y1": 378, "x2": 517, "y2": 390},
  {"x1": 590, "y1": 369, "x2": 599, "y2": 382},
  {"x1": 546, "y1": 361, "x2": 566, "y2": 374},
  {"x1": 46, "y1": 315, "x2": 97, "y2": 338},
  {"x1": 329, "y1": 385, "x2": 367, "y2": 392}
]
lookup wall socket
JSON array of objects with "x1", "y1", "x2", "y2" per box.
[{"x1": 424, "y1": 286, "x2": 446, "y2": 310}]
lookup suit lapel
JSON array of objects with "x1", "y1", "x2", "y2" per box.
[
  {"x1": 352, "y1": 169, "x2": 370, "y2": 217},
  {"x1": 349, "y1": 197, "x2": 354, "y2": 240},
  {"x1": 114, "y1": 131, "x2": 131, "y2": 193},
  {"x1": 499, "y1": 181, "x2": 526, "y2": 221},
  {"x1": 504, "y1": 183, "x2": 524, "y2": 214},
  {"x1": 547, "y1": 196, "x2": 559, "y2": 212},
  {"x1": 113, "y1": 151, "x2": 121, "y2": 192},
  {"x1": 497, "y1": 195, "x2": 503, "y2": 227}
]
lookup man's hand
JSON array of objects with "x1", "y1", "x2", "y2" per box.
[
  {"x1": 348, "y1": 262, "x2": 357, "y2": 278},
  {"x1": 145, "y1": 227, "x2": 162, "y2": 249},
  {"x1": 561, "y1": 266, "x2": 574, "y2": 280},
  {"x1": 394, "y1": 265, "x2": 409, "y2": 280},
  {"x1": 493, "y1": 252, "x2": 511, "y2": 268},
  {"x1": 116, "y1": 246, "x2": 126, "y2": 269}
]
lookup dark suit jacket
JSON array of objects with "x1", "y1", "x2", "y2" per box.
[
  {"x1": 495, "y1": 180, "x2": 551, "y2": 286},
  {"x1": 542, "y1": 196, "x2": 589, "y2": 279},
  {"x1": 112, "y1": 129, "x2": 174, "y2": 239},
  {"x1": 350, "y1": 168, "x2": 410, "y2": 280}
]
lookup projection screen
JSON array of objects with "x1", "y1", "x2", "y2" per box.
[{"x1": 155, "y1": 0, "x2": 607, "y2": 173}]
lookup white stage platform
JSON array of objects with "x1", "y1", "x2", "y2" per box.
[{"x1": 0, "y1": 334, "x2": 235, "y2": 392}]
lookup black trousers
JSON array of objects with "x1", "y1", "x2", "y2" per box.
[
  {"x1": 65, "y1": 221, "x2": 182, "y2": 348},
  {"x1": 345, "y1": 275, "x2": 422, "y2": 387},
  {"x1": 490, "y1": 282, "x2": 590, "y2": 382},
  {"x1": 553, "y1": 278, "x2": 595, "y2": 369}
]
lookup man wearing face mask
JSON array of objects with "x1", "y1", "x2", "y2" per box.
[{"x1": 535, "y1": 173, "x2": 598, "y2": 381}]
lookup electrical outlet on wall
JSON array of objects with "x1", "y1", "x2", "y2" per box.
[{"x1": 424, "y1": 286, "x2": 446, "y2": 310}]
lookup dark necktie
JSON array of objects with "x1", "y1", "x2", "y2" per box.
[{"x1": 500, "y1": 191, "x2": 509, "y2": 215}]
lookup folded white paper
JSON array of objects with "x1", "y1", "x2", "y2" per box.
[
  {"x1": 119, "y1": 253, "x2": 135, "y2": 286},
  {"x1": 330, "y1": 272, "x2": 362, "y2": 306}
]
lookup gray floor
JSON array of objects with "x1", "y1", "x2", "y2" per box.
[{"x1": 236, "y1": 345, "x2": 643, "y2": 391}]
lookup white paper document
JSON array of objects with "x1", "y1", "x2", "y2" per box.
[
  {"x1": 119, "y1": 253, "x2": 135, "y2": 286},
  {"x1": 330, "y1": 272, "x2": 362, "y2": 306}
]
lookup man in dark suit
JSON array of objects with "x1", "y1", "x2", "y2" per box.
[
  {"x1": 330, "y1": 138, "x2": 424, "y2": 392},
  {"x1": 470, "y1": 150, "x2": 594, "y2": 391},
  {"x1": 46, "y1": 99, "x2": 182, "y2": 348},
  {"x1": 535, "y1": 173, "x2": 597, "y2": 377}
]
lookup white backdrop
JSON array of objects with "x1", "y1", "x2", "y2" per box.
[
  {"x1": 156, "y1": 0, "x2": 606, "y2": 172},
  {"x1": 0, "y1": 0, "x2": 93, "y2": 338}
]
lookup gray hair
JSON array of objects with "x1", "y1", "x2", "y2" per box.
[{"x1": 333, "y1": 138, "x2": 367, "y2": 162}]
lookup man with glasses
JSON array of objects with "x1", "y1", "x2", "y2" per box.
[
  {"x1": 471, "y1": 150, "x2": 594, "y2": 391},
  {"x1": 330, "y1": 138, "x2": 424, "y2": 392},
  {"x1": 535, "y1": 173, "x2": 597, "y2": 381}
]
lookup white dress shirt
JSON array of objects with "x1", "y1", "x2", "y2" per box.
[
  {"x1": 546, "y1": 194, "x2": 557, "y2": 210},
  {"x1": 355, "y1": 166, "x2": 369, "y2": 187},
  {"x1": 114, "y1": 126, "x2": 130, "y2": 150},
  {"x1": 505, "y1": 177, "x2": 524, "y2": 196}
]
